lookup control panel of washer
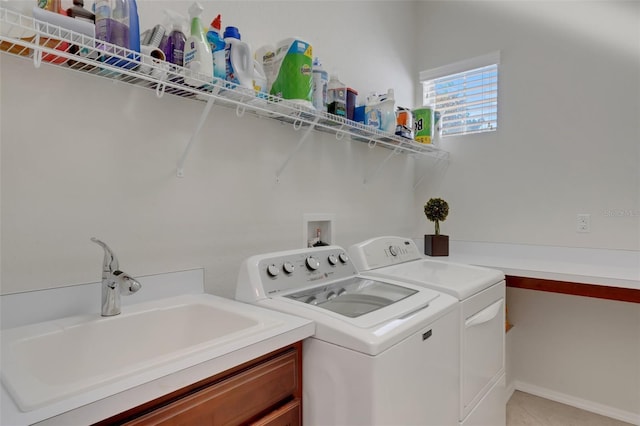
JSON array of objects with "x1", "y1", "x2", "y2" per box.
[
  {"x1": 257, "y1": 246, "x2": 357, "y2": 296},
  {"x1": 348, "y1": 236, "x2": 423, "y2": 271}
]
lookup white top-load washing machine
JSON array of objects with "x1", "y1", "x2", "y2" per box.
[
  {"x1": 349, "y1": 236, "x2": 506, "y2": 426},
  {"x1": 236, "y1": 245, "x2": 460, "y2": 426}
]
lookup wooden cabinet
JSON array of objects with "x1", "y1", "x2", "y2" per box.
[{"x1": 95, "y1": 342, "x2": 302, "y2": 426}]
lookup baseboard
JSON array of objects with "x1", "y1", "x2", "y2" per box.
[
  {"x1": 505, "y1": 380, "x2": 516, "y2": 404},
  {"x1": 513, "y1": 381, "x2": 640, "y2": 425}
]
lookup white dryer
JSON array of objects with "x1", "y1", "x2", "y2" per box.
[
  {"x1": 349, "y1": 236, "x2": 506, "y2": 426},
  {"x1": 236, "y1": 245, "x2": 460, "y2": 426}
]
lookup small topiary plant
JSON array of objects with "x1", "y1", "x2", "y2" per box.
[{"x1": 424, "y1": 198, "x2": 449, "y2": 235}]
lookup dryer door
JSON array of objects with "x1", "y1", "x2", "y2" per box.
[{"x1": 461, "y1": 281, "x2": 505, "y2": 419}]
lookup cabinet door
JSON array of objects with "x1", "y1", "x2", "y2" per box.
[
  {"x1": 250, "y1": 399, "x2": 301, "y2": 426},
  {"x1": 125, "y1": 350, "x2": 299, "y2": 426}
]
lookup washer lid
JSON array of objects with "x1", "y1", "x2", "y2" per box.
[
  {"x1": 284, "y1": 276, "x2": 418, "y2": 318},
  {"x1": 363, "y1": 259, "x2": 504, "y2": 300}
]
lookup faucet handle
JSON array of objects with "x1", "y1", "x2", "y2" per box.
[
  {"x1": 114, "y1": 270, "x2": 142, "y2": 294},
  {"x1": 90, "y1": 237, "x2": 120, "y2": 273}
]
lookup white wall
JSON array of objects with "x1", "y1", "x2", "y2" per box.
[
  {"x1": 413, "y1": 1, "x2": 640, "y2": 251},
  {"x1": 412, "y1": 2, "x2": 640, "y2": 421},
  {"x1": 0, "y1": 1, "x2": 421, "y2": 297}
]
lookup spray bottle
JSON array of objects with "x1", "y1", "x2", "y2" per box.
[
  {"x1": 183, "y1": 2, "x2": 213, "y2": 86},
  {"x1": 162, "y1": 9, "x2": 187, "y2": 67},
  {"x1": 206, "y1": 14, "x2": 226, "y2": 81}
]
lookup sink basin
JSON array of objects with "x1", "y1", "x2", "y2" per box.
[{"x1": 1, "y1": 294, "x2": 282, "y2": 412}]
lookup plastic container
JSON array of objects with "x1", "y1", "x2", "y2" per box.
[
  {"x1": 161, "y1": 9, "x2": 187, "y2": 67},
  {"x1": 365, "y1": 89, "x2": 395, "y2": 133},
  {"x1": 412, "y1": 107, "x2": 434, "y2": 144},
  {"x1": 346, "y1": 88, "x2": 358, "y2": 120},
  {"x1": 395, "y1": 107, "x2": 413, "y2": 139},
  {"x1": 327, "y1": 74, "x2": 347, "y2": 117},
  {"x1": 312, "y1": 57, "x2": 328, "y2": 111},
  {"x1": 183, "y1": 2, "x2": 213, "y2": 87},
  {"x1": 94, "y1": 0, "x2": 140, "y2": 69},
  {"x1": 223, "y1": 26, "x2": 253, "y2": 88},
  {"x1": 206, "y1": 14, "x2": 226, "y2": 80},
  {"x1": 67, "y1": 0, "x2": 94, "y2": 22}
]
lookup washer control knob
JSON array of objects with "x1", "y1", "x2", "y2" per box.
[
  {"x1": 389, "y1": 245, "x2": 398, "y2": 256},
  {"x1": 266, "y1": 264, "x2": 280, "y2": 277},
  {"x1": 283, "y1": 261, "x2": 295, "y2": 274},
  {"x1": 327, "y1": 254, "x2": 338, "y2": 265},
  {"x1": 338, "y1": 252, "x2": 349, "y2": 264},
  {"x1": 326, "y1": 291, "x2": 337, "y2": 300},
  {"x1": 305, "y1": 296, "x2": 318, "y2": 305},
  {"x1": 306, "y1": 256, "x2": 320, "y2": 271}
]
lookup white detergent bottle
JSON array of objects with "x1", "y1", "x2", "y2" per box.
[
  {"x1": 379, "y1": 88, "x2": 396, "y2": 133},
  {"x1": 183, "y1": 2, "x2": 213, "y2": 87},
  {"x1": 223, "y1": 26, "x2": 253, "y2": 89}
]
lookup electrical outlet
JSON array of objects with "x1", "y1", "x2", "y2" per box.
[{"x1": 576, "y1": 214, "x2": 591, "y2": 233}]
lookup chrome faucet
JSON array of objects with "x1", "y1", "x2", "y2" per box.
[{"x1": 91, "y1": 237, "x2": 142, "y2": 316}]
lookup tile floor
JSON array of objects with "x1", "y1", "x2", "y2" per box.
[{"x1": 507, "y1": 391, "x2": 635, "y2": 426}]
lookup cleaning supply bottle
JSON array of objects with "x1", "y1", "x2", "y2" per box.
[
  {"x1": 162, "y1": 9, "x2": 187, "y2": 67},
  {"x1": 66, "y1": 0, "x2": 95, "y2": 65},
  {"x1": 94, "y1": 0, "x2": 140, "y2": 68},
  {"x1": 312, "y1": 57, "x2": 328, "y2": 111},
  {"x1": 365, "y1": 89, "x2": 395, "y2": 132},
  {"x1": 127, "y1": 0, "x2": 140, "y2": 63},
  {"x1": 206, "y1": 14, "x2": 226, "y2": 81},
  {"x1": 183, "y1": 2, "x2": 213, "y2": 87},
  {"x1": 67, "y1": 0, "x2": 94, "y2": 22},
  {"x1": 327, "y1": 73, "x2": 347, "y2": 117},
  {"x1": 223, "y1": 26, "x2": 253, "y2": 89}
]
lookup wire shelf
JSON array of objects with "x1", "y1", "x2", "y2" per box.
[{"x1": 0, "y1": 6, "x2": 448, "y2": 160}]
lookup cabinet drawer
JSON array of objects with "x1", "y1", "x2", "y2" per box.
[
  {"x1": 250, "y1": 399, "x2": 301, "y2": 426},
  {"x1": 125, "y1": 350, "x2": 299, "y2": 426}
]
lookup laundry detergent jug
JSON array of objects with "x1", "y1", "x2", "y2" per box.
[{"x1": 223, "y1": 26, "x2": 253, "y2": 89}]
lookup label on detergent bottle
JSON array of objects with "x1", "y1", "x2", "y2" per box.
[
  {"x1": 365, "y1": 108, "x2": 381, "y2": 129},
  {"x1": 328, "y1": 87, "x2": 347, "y2": 117},
  {"x1": 225, "y1": 44, "x2": 238, "y2": 85}
]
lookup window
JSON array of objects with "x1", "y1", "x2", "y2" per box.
[{"x1": 420, "y1": 51, "x2": 500, "y2": 137}]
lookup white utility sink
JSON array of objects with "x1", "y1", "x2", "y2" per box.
[{"x1": 1, "y1": 294, "x2": 283, "y2": 412}]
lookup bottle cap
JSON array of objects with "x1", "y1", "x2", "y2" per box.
[
  {"x1": 211, "y1": 14, "x2": 221, "y2": 31},
  {"x1": 223, "y1": 26, "x2": 241, "y2": 40}
]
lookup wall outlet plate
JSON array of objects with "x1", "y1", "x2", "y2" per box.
[{"x1": 576, "y1": 214, "x2": 591, "y2": 233}]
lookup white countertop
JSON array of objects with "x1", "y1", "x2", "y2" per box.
[
  {"x1": 415, "y1": 240, "x2": 640, "y2": 291},
  {"x1": 0, "y1": 269, "x2": 315, "y2": 425}
]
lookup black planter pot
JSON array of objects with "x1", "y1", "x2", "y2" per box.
[{"x1": 424, "y1": 234, "x2": 449, "y2": 256}]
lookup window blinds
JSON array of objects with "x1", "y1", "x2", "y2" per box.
[{"x1": 421, "y1": 52, "x2": 499, "y2": 137}]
